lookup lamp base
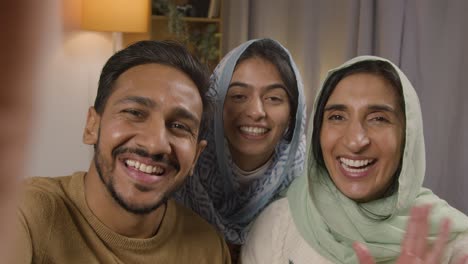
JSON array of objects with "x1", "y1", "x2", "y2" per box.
[{"x1": 112, "y1": 32, "x2": 123, "y2": 53}]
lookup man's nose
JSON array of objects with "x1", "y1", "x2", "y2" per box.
[
  {"x1": 135, "y1": 119, "x2": 171, "y2": 156},
  {"x1": 343, "y1": 120, "x2": 370, "y2": 153},
  {"x1": 246, "y1": 97, "x2": 266, "y2": 120}
]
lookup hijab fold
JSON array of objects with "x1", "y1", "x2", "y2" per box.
[
  {"x1": 288, "y1": 56, "x2": 468, "y2": 263},
  {"x1": 175, "y1": 39, "x2": 307, "y2": 244}
]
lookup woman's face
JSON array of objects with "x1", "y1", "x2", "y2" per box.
[
  {"x1": 223, "y1": 57, "x2": 291, "y2": 171},
  {"x1": 320, "y1": 72, "x2": 405, "y2": 202}
]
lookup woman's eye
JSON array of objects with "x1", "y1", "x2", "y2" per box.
[
  {"x1": 265, "y1": 96, "x2": 283, "y2": 103},
  {"x1": 230, "y1": 94, "x2": 247, "y2": 101},
  {"x1": 370, "y1": 116, "x2": 390, "y2": 123},
  {"x1": 328, "y1": 114, "x2": 344, "y2": 121}
]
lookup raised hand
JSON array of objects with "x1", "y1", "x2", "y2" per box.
[{"x1": 353, "y1": 205, "x2": 462, "y2": 264}]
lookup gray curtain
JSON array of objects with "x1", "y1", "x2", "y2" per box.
[{"x1": 222, "y1": 0, "x2": 468, "y2": 213}]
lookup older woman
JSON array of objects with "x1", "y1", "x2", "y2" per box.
[
  {"x1": 241, "y1": 56, "x2": 468, "y2": 264},
  {"x1": 174, "y1": 39, "x2": 307, "y2": 247}
]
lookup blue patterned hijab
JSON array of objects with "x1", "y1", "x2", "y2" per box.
[{"x1": 174, "y1": 39, "x2": 307, "y2": 244}]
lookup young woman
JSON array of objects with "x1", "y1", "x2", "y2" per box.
[
  {"x1": 174, "y1": 39, "x2": 307, "y2": 247},
  {"x1": 241, "y1": 56, "x2": 468, "y2": 264}
]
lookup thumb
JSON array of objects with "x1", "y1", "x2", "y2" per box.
[{"x1": 353, "y1": 242, "x2": 376, "y2": 264}]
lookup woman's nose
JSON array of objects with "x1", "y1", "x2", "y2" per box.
[
  {"x1": 343, "y1": 121, "x2": 370, "y2": 153},
  {"x1": 245, "y1": 97, "x2": 266, "y2": 120}
]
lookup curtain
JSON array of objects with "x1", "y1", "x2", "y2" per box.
[{"x1": 222, "y1": 0, "x2": 468, "y2": 214}]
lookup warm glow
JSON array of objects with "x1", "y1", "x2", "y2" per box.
[{"x1": 81, "y1": 0, "x2": 149, "y2": 32}]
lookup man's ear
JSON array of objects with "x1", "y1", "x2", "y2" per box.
[
  {"x1": 189, "y1": 139, "x2": 207, "y2": 176},
  {"x1": 83, "y1": 107, "x2": 100, "y2": 145}
]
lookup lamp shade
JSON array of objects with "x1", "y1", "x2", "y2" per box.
[{"x1": 82, "y1": 0, "x2": 149, "y2": 33}]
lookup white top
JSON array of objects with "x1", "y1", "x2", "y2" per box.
[
  {"x1": 241, "y1": 198, "x2": 468, "y2": 264},
  {"x1": 232, "y1": 158, "x2": 274, "y2": 187}
]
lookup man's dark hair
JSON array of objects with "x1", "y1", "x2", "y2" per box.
[
  {"x1": 236, "y1": 39, "x2": 299, "y2": 142},
  {"x1": 94, "y1": 40, "x2": 211, "y2": 120}
]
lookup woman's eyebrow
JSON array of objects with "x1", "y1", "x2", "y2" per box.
[
  {"x1": 367, "y1": 104, "x2": 396, "y2": 113},
  {"x1": 324, "y1": 104, "x2": 347, "y2": 111},
  {"x1": 228, "y1": 81, "x2": 287, "y2": 91},
  {"x1": 228, "y1": 81, "x2": 248, "y2": 89},
  {"x1": 265, "y1": 84, "x2": 287, "y2": 91},
  {"x1": 323, "y1": 104, "x2": 396, "y2": 113}
]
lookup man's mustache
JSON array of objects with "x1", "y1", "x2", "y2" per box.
[{"x1": 112, "y1": 146, "x2": 180, "y2": 170}]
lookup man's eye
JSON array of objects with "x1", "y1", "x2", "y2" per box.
[
  {"x1": 170, "y1": 122, "x2": 192, "y2": 133},
  {"x1": 122, "y1": 109, "x2": 144, "y2": 118}
]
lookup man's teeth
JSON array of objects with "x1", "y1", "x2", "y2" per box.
[
  {"x1": 340, "y1": 158, "x2": 373, "y2": 168},
  {"x1": 240, "y1": 126, "x2": 268, "y2": 135},
  {"x1": 125, "y1": 160, "x2": 163, "y2": 174}
]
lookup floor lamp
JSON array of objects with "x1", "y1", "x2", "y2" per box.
[{"x1": 81, "y1": 0, "x2": 150, "y2": 52}]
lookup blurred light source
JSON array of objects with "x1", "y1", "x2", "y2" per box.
[{"x1": 81, "y1": 0, "x2": 150, "y2": 51}]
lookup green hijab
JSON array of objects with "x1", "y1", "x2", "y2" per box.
[{"x1": 287, "y1": 56, "x2": 468, "y2": 263}]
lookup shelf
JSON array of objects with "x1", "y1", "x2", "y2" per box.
[
  {"x1": 152, "y1": 15, "x2": 221, "y2": 23},
  {"x1": 124, "y1": 4, "x2": 223, "y2": 70}
]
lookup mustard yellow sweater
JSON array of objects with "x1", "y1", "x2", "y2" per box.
[{"x1": 16, "y1": 172, "x2": 231, "y2": 263}]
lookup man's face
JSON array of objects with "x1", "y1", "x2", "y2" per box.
[{"x1": 84, "y1": 64, "x2": 205, "y2": 214}]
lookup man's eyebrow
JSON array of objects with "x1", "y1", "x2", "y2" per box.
[
  {"x1": 173, "y1": 107, "x2": 200, "y2": 125},
  {"x1": 116, "y1": 96, "x2": 201, "y2": 124},
  {"x1": 228, "y1": 81, "x2": 287, "y2": 91},
  {"x1": 115, "y1": 96, "x2": 156, "y2": 108}
]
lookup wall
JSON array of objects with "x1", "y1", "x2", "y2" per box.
[{"x1": 26, "y1": 0, "x2": 113, "y2": 177}]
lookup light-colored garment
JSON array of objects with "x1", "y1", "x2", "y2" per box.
[
  {"x1": 232, "y1": 157, "x2": 274, "y2": 187},
  {"x1": 242, "y1": 56, "x2": 468, "y2": 264},
  {"x1": 16, "y1": 172, "x2": 231, "y2": 264},
  {"x1": 241, "y1": 198, "x2": 468, "y2": 264},
  {"x1": 174, "y1": 38, "x2": 307, "y2": 244}
]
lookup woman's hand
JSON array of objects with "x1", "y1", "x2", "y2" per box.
[{"x1": 353, "y1": 205, "x2": 467, "y2": 264}]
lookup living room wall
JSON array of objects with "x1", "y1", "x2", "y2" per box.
[{"x1": 26, "y1": 0, "x2": 112, "y2": 177}]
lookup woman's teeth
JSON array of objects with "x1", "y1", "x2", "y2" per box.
[
  {"x1": 340, "y1": 158, "x2": 373, "y2": 168},
  {"x1": 125, "y1": 159, "x2": 164, "y2": 174},
  {"x1": 240, "y1": 126, "x2": 268, "y2": 135},
  {"x1": 339, "y1": 158, "x2": 374, "y2": 173}
]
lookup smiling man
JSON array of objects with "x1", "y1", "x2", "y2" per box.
[{"x1": 16, "y1": 41, "x2": 231, "y2": 263}]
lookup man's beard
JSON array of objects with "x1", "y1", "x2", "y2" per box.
[{"x1": 93, "y1": 134, "x2": 171, "y2": 215}]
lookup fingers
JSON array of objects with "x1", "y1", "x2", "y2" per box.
[
  {"x1": 425, "y1": 218, "x2": 451, "y2": 263},
  {"x1": 400, "y1": 205, "x2": 431, "y2": 261},
  {"x1": 353, "y1": 242, "x2": 376, "y2": 264},
  {"x1": 456, "y1": 254, "x2": 468, "y2": 264},
  {"x1": 354, "y1": 205, "x2": 453, "y2": 264},
  {"x1": 398, "y1": 204, "x2": 452, "y2": 264}
]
